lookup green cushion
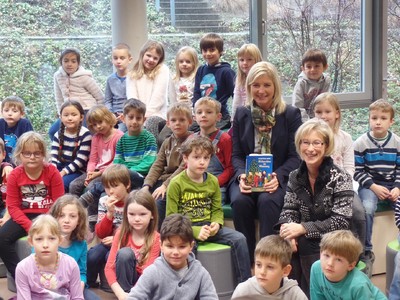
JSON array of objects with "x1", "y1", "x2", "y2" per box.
[
  {"x1": 356, "y1": 260, "x2": 366, "y2": 271},
  {"x1": 376, "y1": 201, "x2": 394, "y2": 213},
  {"x1": 388, "y1": 240, "x2": 400, "y2": 251},
  {"x1": 223, "y1": 204, "x2": 233, "y2": 219},
  {"x1": 19, "y1": 236, "x2": 28, "y2": 241},
  {"x1": 197, "y1": 242, "x2": 231, "y2": 251}
]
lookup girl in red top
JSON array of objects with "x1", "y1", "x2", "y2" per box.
[
  {"x1": 105, "y1": 189, "x2": 160, "y2": 300},
  {"x1": 0, "y1": 131, "x2": 64, "y2": 279}
]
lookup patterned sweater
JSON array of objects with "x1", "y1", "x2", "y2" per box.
[{"x1": 278, "y1": 157, "x2": 353, "y2": 239}]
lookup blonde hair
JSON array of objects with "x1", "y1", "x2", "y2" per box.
[
  {"x1": 2, "y1": 96, "x2": 26, "y2": 114},
  {"x1": 194, "y1": 96, "x2": 221, "y2": 114},
  {"x1": 13, "y1": 131, "x2": 48, "y2": 165},
  {"x1": 294, "y1": 118, "x2": 335, "y2": 157},
  {"x1": 174, "y1": 46, "x2": 199, "y2": 81},
  {"x1": 167, "y1": 102, "x2": 193, "y2": 122},
  {"x1": 236, "y1": 43, "x2": 263, "y2": 88},
  {"x1": 320, "y1": 230, "x2": 363, "y2": 264},
  {"x1": 369, "y1": 98, "x2": 395, "y2": 119},
  {"x1": 255, "y1": 235, "x2": 292, "y2": 267},
  {"x1": 29, "y1": 214, "x2": 61, "y2": 240},
  {"x1": 113, "y1": 43, "x2": 131, "y2": 57},
  {"x1": 49, "y1": 194, "x2": 88, "y2": 241},
  {"x1": 246, "y1": 61, "x2": 286, "y2": 114},
  {"x1": 118, "y1": 189, "x2": 158, "y2": 266},
  {"x1": 313, "y1": 92, "x2": 341, "y2": 133},
  {"x1": 86, "y1": 105, "x2": 117, "y2": 133},
  {"x1": 130, "y1": 40, "x2": 165, "y2": 80}
]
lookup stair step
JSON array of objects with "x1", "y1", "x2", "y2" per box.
[
  {"x1": 172, "y1": 13, "x2": 222, "y2": 21},
  {"x1": 176, "y1": 25, "x2": 228, "y2": 33},
  {"x1": 161, "y1": 7, "x2": 216, "y2": 14},
  {"x1": 159, "y1": 1, "x2": 209, "y2": 9},
  {"x1": 175, "y1": 19, "x2": 223, "y2": 26}
]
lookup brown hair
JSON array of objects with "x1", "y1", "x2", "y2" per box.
[
  {"x1": 49, "y1": 194, "x2": 88, "y2": 241},
  {"x1": 255, "y1": 235, "x2": 293, "y2": 267},
  {"x1": 320, "y1": 230, "x2": 363, "y2": 264},
  {"x1": 161, "y1": 214, "x2": 194, "y2": 244},
  {"x1": 1, "y1": 95, "x2": 26, "y2": 114},
  {"x1": 123, "y1": 98, "x2": 146, "y2": 117},
  {"x1": 101, "y1": 164, "x2": 131, "y2": 190},
  {"x1": 118, "y1": 189, "x2": 158, "y2": 266},
  {"x1": 200, "y1": 33, "x2": 224, "y2": 53},
  {"x1": 301, "y1": 48, "x2": 328, "y2": 67},
  {"x1": 369, "y1": 98, "x2": 395, "y2": 119},
  {"x1": 167, "y1": 102, "x2": 193, "y2": 122},
  {"x1": 113, "y1": 43, "x2": 132, "y2": 57},
  {"x1": 180, "y1": 135, "x2": 215, "y2": 157},
  {"x1": 86, "y1": 105, "x2": 117, "y2": 133}
]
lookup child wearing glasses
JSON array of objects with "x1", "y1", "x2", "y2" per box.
[{"x1": 0, "y1": 131, "x2": 64, "y2": 282}]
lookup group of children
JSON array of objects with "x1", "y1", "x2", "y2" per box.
[{"x1": 0, "y1": 30, "x2": 398, "y2": 300}]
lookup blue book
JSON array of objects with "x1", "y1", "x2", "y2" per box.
[{"x1": 245, "y1": 154, "x2": 273, "y2": 192}]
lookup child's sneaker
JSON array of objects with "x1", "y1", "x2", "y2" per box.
[{"x1": 361, "y1": 250, "x2": 375, "y2": 278}]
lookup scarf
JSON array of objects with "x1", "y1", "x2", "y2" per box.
[{"x1": 251, "y1": 101, "x2": 276, "y2": 154}]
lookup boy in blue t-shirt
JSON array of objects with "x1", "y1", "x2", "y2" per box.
[
  {"x1": 192, "y1": 33, "x2": 235, "y2": 131},
  {"x1": 0, "y1": 96, "x2": 33, "y2": 163}
]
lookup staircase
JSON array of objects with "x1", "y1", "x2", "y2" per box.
[{"x1": 158, "y1": 0, "x2": 227, "y2": 33}]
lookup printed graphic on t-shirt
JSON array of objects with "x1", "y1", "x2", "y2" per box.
[
  {"x1": 21, "y1": 183, "x2": 51, "y2": 209},
  {"x1": 4, "y1": 132, "x2": 17, "y2": 154},
  {"x1": 200, "y1": 74, "x2": 218, "y2": 99},
  {"x1": 180, "y1": 191, "x2": 212, "y2": 222}
]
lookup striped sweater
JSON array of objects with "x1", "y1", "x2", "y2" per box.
[
  {"x1": 113, "y1": 130, "x2": 157, "y2": 175},
  {"x1": 51, "y1": 126, "x2": 92, "y2": 175},
  {"x1": 354, "y1": 131, "x2": 400, "y2": 189}
]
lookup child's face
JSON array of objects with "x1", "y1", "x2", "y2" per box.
[
  {"x1": 29, "y1": 226, "x2": 60, "y2": 263},
  {"x1": 60, "y1": 105, "x2": 83, "y2": 134},
  {"x1": 121, "y1": 109, "x2": 145, "y2": 136},
  {"x1": 167, "y1": 112, "x2": 191, "y2": 138},
  {"x1": 127, "y1": 202, "x2": 153, "y2": 234},
  {"x1": 320, "y1": 250, "x2": 355, "y2": 282},
  {"x1": 177, "y1": 52, "x2": 195, "y2": 78},
  {"x1": 183, "y1": 148, "x2": 211, "y2": 180},
  {"x1": 314, "y1": 102, "x2": 339, "y2": 130},
  {"x1": 161, "y1": 236, "x2": 193, "y2": 270},
  {"x1": 91, "y1": 120, "x2": 113, "y2": 136},
  {"x1": 143, "y1": 48, "x2": 161, "y2": 72},
  {"x1": 369, "y1": 109, "x2": 394, "y2": 138},
  {"x1": 57, "y1": 204, "x2": 79, "y2": 238},
  {"x1": 194, "y1": 104, "x2": 221, "y2": 131},
  {"x1": 201, "y1": 47, "x2": 221, "y2": 66},
  {"x1": 104, "y1": 182, "x2": 130, "y2": 203},
  {"x1": 61, "y1": 53, "x2": 79, "y2": 75},
  {"x1": 301, "y1": 61, "x2": 327, "y2": 81},
  {"x1": 20, "y1": 143, "x2": 44, "y2": 170},
  {"x1": 254, "y1": 255, "x2": 291, "y2": 294},
  {"x1": 112, "y1": 49, "x2": 132, "y2": 75},
  {"x1": 2, "y1": 104, "x2": 23, "y2": 128},
  {"x1": 250, "y1": 74, "x2": 275, "y2": 111},
  {"x1": 239, "y1": 54, "x2": 257, "y2": 75}
]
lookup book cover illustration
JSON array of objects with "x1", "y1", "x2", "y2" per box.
[{"x1": 245, "y1": 154, "x2": 273, "y2": 192}]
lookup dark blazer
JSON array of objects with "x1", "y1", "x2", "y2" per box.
[{"x1": 231, "y1": 104, "x2": 302, "y2": 190}]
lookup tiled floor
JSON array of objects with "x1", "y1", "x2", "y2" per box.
[{"x1": 0, "y1": 273, "x2": 388, "y2": 299}]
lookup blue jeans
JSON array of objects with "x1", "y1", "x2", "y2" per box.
[
  {"x1": 197, "y1": 225, "x2": 251, "y2": 284},
  {"x1": 84, "y1": 287, "x2": 100, "y2": 300},
  {"x1": 389, "y1": 235, "x2": 400, "y2": 300},
  {"x1": 115, "y1": 247, "x2": 139, "y2": 292},
  {"x1": 358, "y1": 187, "x2": 395, "y2": 251},
  {"x1": 63, "y1": 172, "x2": 83, "y2": 193},
  {"x1": 87, "y1": 243, "x2": 110, "y2": 287}
]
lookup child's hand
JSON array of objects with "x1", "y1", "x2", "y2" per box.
[
  {"x1": 60, "y1": 170, "x2": 67, "y2": 177},
  {"x1": 263, "y1": 172, "x2": 279, "y2": 193},
  {"x1": 101, "y1": 236, "x2": 113, "y2": 246},
  {"x1": 288, "y1": 238, "x2": 298, "y2": 252},
  {"x1": 106, "y1": 196, "x2": 119, "y2": 215},
  {"x1": 389, "y1": 187, "x2": 400, "y2": 202},
  {"x1": 239, "y1": 174, "x2": 252, "y2": 194},
  {"x1": 116, "y1": 113, "x2": 123, "y2": 122},
  {"x1": 370, "y1": 184, "x2": 391, "y2": 200},
  {"x1": 85, "y1": 171, "x2": 101, "y2": 186},
  {"x1": 209, "y1": 222, "x2": 220, "y2": 236},
  {"x1": 2, "y1": 165, "x2": 12, "y2": 179},
  {"x1": 152, "y1": 184, "x2": 167, "y2": 200},
  {"x1": 197, "y1": 225, "x2": 211, "y2": 241}
]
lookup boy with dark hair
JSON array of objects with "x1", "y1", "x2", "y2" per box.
[
  {"x1": 354, "y1": 98, "x2": 400, "y2": 274},
  {"x1": 0, "y1": 96, "x2": 33, "y2": 163},
  {"x1": 127, "y1": 213, "x2": 218, "y2": 300},
  {"x1": 192, "y1": 33, "x2": 235, "y2": 130},
  {"x1": 292, "y1": 48, "x2": 330, "y2": 121},
  {"x1": 142, "y1": 102, "x2": 193, "y2": 229},
  {"x1": 166, "y1": 136, "x2": 251, "y2": 285},
  {"x1": 310, "y1": 230, "x2": 386, "y2": 299},
  {"x1": 193, "y1": 96, "x2": 233, "y2": 203},
  {"x1": 232, "y1": 235, "x2": 307, "y2": 299},
  {"x1": 105, "y1": 42, "x2": 132, "y2": 131}
]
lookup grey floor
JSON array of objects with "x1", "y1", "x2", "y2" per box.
[{"x1": 0, "y1": 273, "x2": 387, "y2": 299}]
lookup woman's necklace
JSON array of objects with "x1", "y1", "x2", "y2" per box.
[{"x1": 35, "y1": 253, "x2": 59, "y2": 290}]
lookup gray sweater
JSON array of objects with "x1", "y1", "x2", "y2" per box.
[
  {"x1": 232, "y1": 276, "x2": 308, "y2": 300},
  {"x1": 127, "y1": 252, "x2": 218, "y2": 300}
]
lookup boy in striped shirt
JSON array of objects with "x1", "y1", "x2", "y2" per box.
[{"x1": 354, "y1": 99, "x2": 400, "y2": 272}]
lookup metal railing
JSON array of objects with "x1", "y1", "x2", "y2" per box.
[{"x1": 155, "y1": 0, "x2": 176, "y2": 26}]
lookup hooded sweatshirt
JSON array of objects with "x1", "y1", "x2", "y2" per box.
[
  {"x1": 231, "y1": 276, "x2": 308, "y2": 300},
  {"x1": 54, "y1": 65, "x2": 104, "y2": 112}
]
